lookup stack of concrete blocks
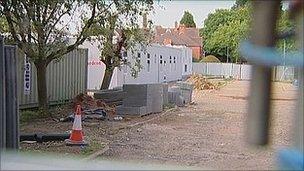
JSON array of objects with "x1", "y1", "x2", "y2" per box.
[
  {"x1": 168, "y1": 86, "x2": 185, "y2": 107},
  {"x1": 116, "y1": 84, "x2": 163, "y2": 116},
  {"x1": 168, "y1": 82, "x2": 194, "y2": 107},
  {"x1": 176, "y1": 81, "x2": 194, "y2": 104}
]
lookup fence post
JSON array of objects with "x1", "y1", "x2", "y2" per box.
[
  {"x1": 4, "y1": 46, "x2": 19, "y2": 150},
  {"x1": 246, "y1": 1, "x2": 280, "y2": 145},
  {"x1": 0, "y1": 36, "x2": 6, "y2": 150}
]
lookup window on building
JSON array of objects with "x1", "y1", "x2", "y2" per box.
[
  {"x1": 147, "y1": 53, "x2": 150, "y2": 59},
  {"x1": 174, "y1": 57, "x2": 177, "y2": 70},
  {"x1": 154, "y1": 55, "x2": 157, "y2": 63},
  {"x1": 185, "y1": 64, "x2": 188, "y2": 72},
  {"x1": 123, "y1": 51, "x2": 127, "y2": 58},
  {"x1": 137, "y1": 53, "x2": 141, "y2": 58},
  {"x1": 169, "y1": 56, "x2": 172, "y2": 63},
  {"x1": 160, "y1": 55, "x2": 163, "y2": 64},
  {"x1": 147, "y1": 60, "x2": 150, "y2": 72}
]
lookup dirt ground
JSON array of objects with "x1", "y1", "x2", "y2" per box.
[{"x1": 20, "y1": 80, "x2": 298, "y2": 170}]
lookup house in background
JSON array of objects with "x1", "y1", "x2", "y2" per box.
[{"x1": 153, "y1": 22, "x2": 203, "y2": 61}]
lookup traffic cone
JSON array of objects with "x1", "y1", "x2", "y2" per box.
[{"x1": 65, "y1": 105, "x2": 88, "y2": 146}]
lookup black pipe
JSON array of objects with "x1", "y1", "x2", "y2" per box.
[
  {"x1": 20, "y1": 134, "x2": 36, "y2": 142},
  {"x1": 20, "y1": 133, "x2": 70, "y2": 143}
]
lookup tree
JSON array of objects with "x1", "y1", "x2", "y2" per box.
[
  {"x1": 200, "y1": 1, "x2": 295, "y2": 63},
  {"x1": 90, "y1": 0, "x2": 153, "y2": 90},
  {"x1": 180, "y1": 11, "x2": 196, "y2": 28},
  {"x1": 202, "y1": 7, "x2": 250, "y2": 62},
  {"x1": 233, "y1": 0, "x2": 250, "y2": 8},
  {"x1": 0, "y1": 1, "x2": 98, "y2": 111}
]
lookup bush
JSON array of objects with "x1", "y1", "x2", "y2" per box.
[{"x1": 200, "y1": 55, "x2": 221, "y2": 63}]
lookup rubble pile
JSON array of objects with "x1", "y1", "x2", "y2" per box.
[
  {"x1": 60, "y1": 93, "x2": 117, "y2": 122},
  {"x1": 187, "y1": 74, "x2": 217, "y2": 90},
  {"x1": 73, "y1": 93, "x2": 97, "y2": 109}
]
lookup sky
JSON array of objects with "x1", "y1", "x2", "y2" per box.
[{"x1": 150, "y1": 0, "x2": 235, "y2": 28}]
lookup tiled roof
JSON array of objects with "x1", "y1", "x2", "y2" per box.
[{"x1": 153, "y1": 25, "x2": 202, "y2": 47}]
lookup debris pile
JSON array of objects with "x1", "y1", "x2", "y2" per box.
[
  {"x1": 73, "y1": 93, "x2": 97, "y2": 109},
  {"x1": 59, "y1": 93, "x2": 118, "y2": 122},
  {"x1": 186, "y1": 74, "x2": 217, "y2": 90},
  {"x1": 73, "y1": 93, "x2": 116, "y2": 114}
]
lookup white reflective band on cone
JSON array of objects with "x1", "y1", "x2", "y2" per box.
[{"x1": 72, "y1": 115, "x2": 82, "y2": 130}]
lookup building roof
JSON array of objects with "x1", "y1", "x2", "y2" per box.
[{"x1": 153, "y1": 25, "x2": 202, "y2": 47}]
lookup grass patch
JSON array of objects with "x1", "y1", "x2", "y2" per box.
[
  {"x1": 80, "y1": 142, "x2": 106, "y2": 156},
  {"x1": 163, "y1": 103, "x2": 175, "y2": 110},
  {"x1": 20, "y1": 110, "x2": 48, "y2": 123}
]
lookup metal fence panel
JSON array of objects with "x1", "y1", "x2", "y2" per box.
[
  {"x1": 274, "y1": 66, "x2": 295, "y2": 81},
  {"x1": 4, "y1": 46, "x2": 19, "y2": 149},
  {"x1": 192, "y1": 63, "x2": 207, "y2": 75},
  {"x1": 231, "y1": 63, "x2": 241, "y2": 79},
  {"x1": 240, "y1": 64, "x2": 252, "y2": 80},
  {"x1": 0, "y1": 37, "x2": 6, "y2": 149},
  {"x1": 206, "y1": 63, "x2": 222, "y2": 76},
  {"x1": 221, "y1": 63, "x2": 233, "y2": 77},
  {"x1": 193, "y1": 62, "x2": 295, "y2": 81},
  {"x1": 18, "y1": 49, "x2": 88, "y2": 109}
]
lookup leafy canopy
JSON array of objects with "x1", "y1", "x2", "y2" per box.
[
  {"x1": 200, "y1": 1, "x2": 295, "y2": 63},
  {"x1": 180, "y1": 11, "x2": 196, "y2": 28}
]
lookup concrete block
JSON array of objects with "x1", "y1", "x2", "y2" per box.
[
  {"x1": 176, "y1": 82, "x2": 193, "y2": 104},
  {"x1": 116, "y1": 105, "x2": 147, "y2": 116},
  {"x1": 122, "y1": 84, "x2": 163, "y2": 114},
  {"x1": 168, "y1": 86, "x2": 181, "y2": 104},
  {"x1": 162, "y1": 84, "x2": 169, "y2": 106},
  {"x1": 168, "y1": 86, "x2": 186, "y2": 107},
  {"x1": 123, "y1": 84, "x2": 148, "y2": 107},
  {"x1": 147, "y1": 84, "x2": 163, "y2": 113},
  {"x1": 94, "y1": 89, "x2": 125, "y2": 103},
  {"x1": 176, "y1": 95, "x2": 186, "y2": 107}
]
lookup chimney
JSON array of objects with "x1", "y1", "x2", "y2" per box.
[
  {"x1": 179, "y1": 24, "x2": 186, "y2": 34},
  {"x1": 143, "y1": 13, "x2": 147, "y2": 29},
  {"x1": 163, "y1": 38, "x2": 172, "y2": 45}
]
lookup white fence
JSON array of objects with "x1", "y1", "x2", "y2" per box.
[{"x1": 193, "y1": 62, "x2": 295, "y2": 81}]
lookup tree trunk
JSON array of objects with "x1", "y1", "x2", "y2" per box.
[
  {"x1": 35, "y1": 62, "x2": 48, "y2": 112},
  {"x1": 100, "y1": 69, "x2": 114, "y2": 90}
]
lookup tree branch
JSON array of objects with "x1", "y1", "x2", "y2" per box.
[{"x1": 46, "y1": 2, "x2": 98, "y2": 64}]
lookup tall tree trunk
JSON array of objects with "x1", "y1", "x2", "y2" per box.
[
  {"x1": 35, "y1": 61, "x2": 48, "y2": 112},
  {"x1": 100, "y1": 69, "x2": 114, "y2": 90}
]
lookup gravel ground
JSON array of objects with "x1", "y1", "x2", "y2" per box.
[
  {"x1": 99, "y1": 80, "x2": 297, "y2": 170},
  {"x1": 20, "y1": 80, "x2": 298, "y2": 170}
]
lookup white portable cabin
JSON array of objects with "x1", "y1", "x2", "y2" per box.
[
  {"x1": 81, "y1": 40, "x2": 192, "y2": 90},
  {"x1": 118, "y1": 44, "x2": 192, "y2": 85}
]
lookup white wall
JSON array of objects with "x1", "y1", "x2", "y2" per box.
[{"x1": 79, "y1": 40, "x2": 120, "y2": 90}]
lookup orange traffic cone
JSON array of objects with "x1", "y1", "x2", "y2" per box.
[{"x1": 65, "y1": 105, "x2": 88, "y2": 146}]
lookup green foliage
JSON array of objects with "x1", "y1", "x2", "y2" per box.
[
  {"x1": 180, "y1": 11, "x2": 196, "y2": 28},
  {"x1": 0, "y1": 17, "x2": 8, "y2": 33},
  {"x1": 201, "y1": 3, "x2": 295, "y2": 63},
  {"x1": 232, "y1": 0, "x2": 250, "y2": 9},
  {"x1": 200, "y1": 55, "x2": 221, "y2": 63},
  {"x1": 276, "y1": 10, "x2": 296, "y2": 52}
]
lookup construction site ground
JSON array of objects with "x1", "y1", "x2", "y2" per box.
[{"x1": 20, "y1": 80, "x2": 297, "y2": 170}]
